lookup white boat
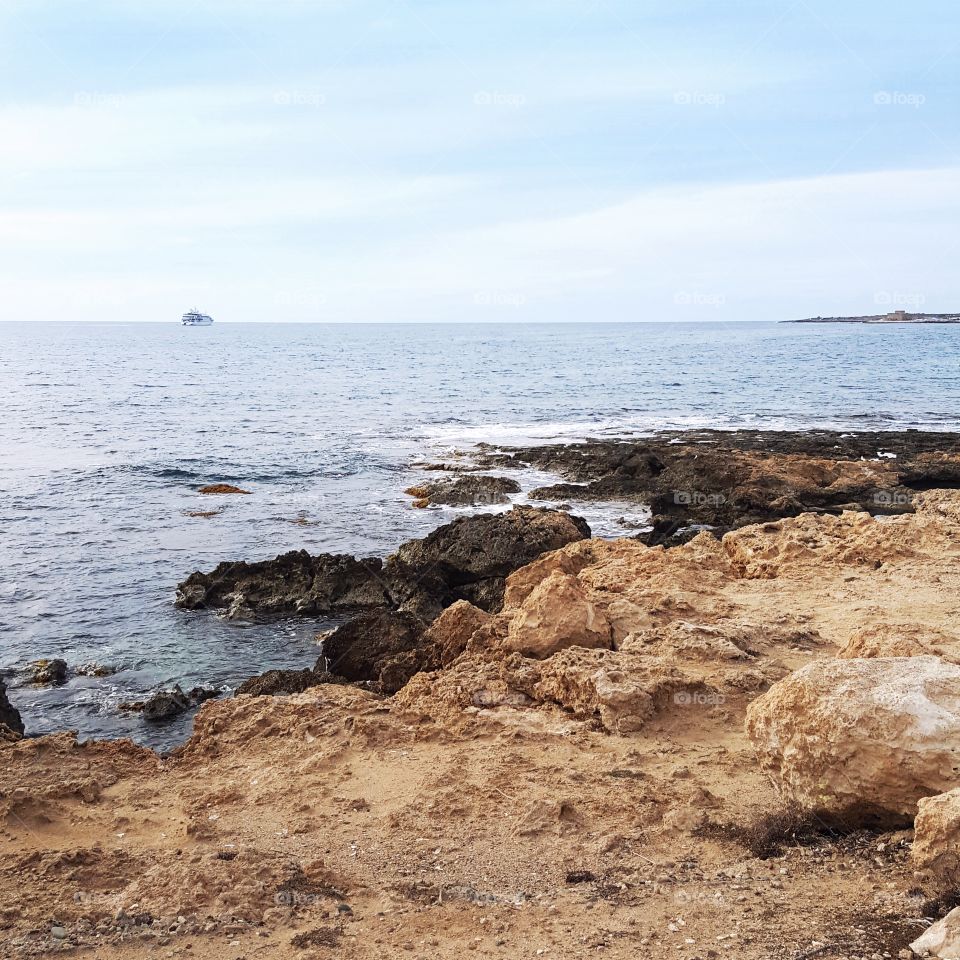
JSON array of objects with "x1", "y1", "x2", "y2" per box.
[{"x1": 182, "y1": 309, "x2": 213, "y2": 326}]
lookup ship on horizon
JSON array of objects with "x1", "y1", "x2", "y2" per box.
[{"x1": 181, "y1": 309, "x2": 213, "y2": 326}]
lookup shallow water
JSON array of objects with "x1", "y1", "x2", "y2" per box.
[{"x1": 2, "y1": 320, "x2": 959, "y2": 747}]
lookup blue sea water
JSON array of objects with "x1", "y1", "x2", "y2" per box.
[{"x1": 2, "y1": 320, "x2": 959, "y2": 747}]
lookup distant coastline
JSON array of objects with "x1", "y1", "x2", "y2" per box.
[{"x1": 787, "y1": 310, "x2": 960, "y2": 324}]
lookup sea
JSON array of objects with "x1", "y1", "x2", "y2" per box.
[{"x1": 2, "y1": 320, "x2": 959, "y2": 748}]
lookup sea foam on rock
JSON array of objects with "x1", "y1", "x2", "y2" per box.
[{"x1": 745, "y1": 655, "x2": 960, "y2": 826}]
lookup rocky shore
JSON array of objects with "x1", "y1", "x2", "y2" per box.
[{"x1": 5, "y1": 431, "x2": 960, "y2": 958}]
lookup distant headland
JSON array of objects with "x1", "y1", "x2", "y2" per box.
[{"x1": 787, "y1": 309, "x2": 960, "y2": 324}]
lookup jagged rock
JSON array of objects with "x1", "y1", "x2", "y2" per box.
[
  {"x1": 911, "y1": 905, "x2": 960, "y2": 959},
  {"x1": 175, "y1": 508, "x2": 589, "y2": 623},
  {"x1": 198, "y1": 484, "x2": 251, "y2": 495},
  {"x1": 404, "y1": 475, "x2": 521, "y2": 506},
  {"x1": 913, "y1": 788, "x2": 960, "y2": 894},
  {"x1": 124, "y1": 685, "x2": 220, "y2": 722},
  {"x1": 385, "y1": 506, "x2": 591, "y2": 617},
  {"x1": 0, "y1": 679, "x2": 24, "y2": 736},
  {"x1": 321, "y1": 610, "x2": 426, "y2": 694},
  {"x1": 420, "y1": 600, "x2": 493, "y2": 668},
  {"x1": 235, "y1": 668, "x2": 333, "y2": 697},
  {"x1": 504, "y1": 571, "x2": 612, "y2": 659},
  {"x1": 31, "y1": 659, "x2": 68, "y2": 686},
  {"x1": 746, "y1": 656, "x2": 960, "y2": 825},
  {"x1": 175, "y1": 551, "x2": 391, "y2": 620}
]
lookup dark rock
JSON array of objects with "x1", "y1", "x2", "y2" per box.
[
  {"x1": 141, "y1": 685, "x2": 191, "y2": 722},
  {"x1": 235, "y1": 667, "x2": 334, "y2": 697},
  {"x1": 176, "y1": 507, "x2": 590, "y2": 623},
  {"x1": 321, "y1": 610, "x2": 426, "y2": 694},
  {"x1": 175, "y1": 550, "x2": 391, "y2": 620},
  {"x1": 0, "y1": 679, "x2": 24, "y2": 736},
  {"x1": 31, "y1": 659, "x2": 68, "y2": 686},
  {"x1": 385, "y1": 506, "x2": 591, "y2": 615},
  {"x1": 404, "y1": 475, "x2": 521, "y2": 506},
  {"x1": 126, "y1": 684, "x2": 220, "y2": 722},
  {"x1": 474, "y1": 430, "x2": 960, "y2": 534}
]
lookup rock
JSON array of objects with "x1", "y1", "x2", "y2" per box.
[
  {"x1": 198, "y1": 484, "x2": 251, "y2": 495},
  {"x1": 0, "y1": 679, "x2": 24, "y2": 736},
  {"x1": 504, "y1": 571, "x2": 612, "y2": 659},
  {"x1": 745, "y1": 656, "x2": 960, "y2": 825},
  {"x1": 141, "y1": 685, "x2": 191, "y2": 722},
  {"x1": 420, "y1": 600, "x2": 492, "y2": 668},
  {"x1": 176, "y1": 507, "x2": 589, "y2": 623},
  {"x1": 404, "y1": 475, "x2": 521, "y2": 507},
  {"x1": 321, "y1": 610, "x2": 426, "y2": 694},
  {"x1": 75, "y1": 663, "x2": 118, "y2": 678},
  {"x1": 127, "y1": 685, "x2": 220, "y2": 722},
  {"x1": 911, "y1": 905, "x2": 960, "y2": 959},
  {"x1": 836, "y1": 623, "x2": 960, "y2": 664},
  {"x1": 175, "y1": 551, "x2": 392, "y2": 620},
  {"x1": 31, "y1": 658, "x2": 68, "y2": 686},
  {"x1": 387, "y1": 506, "x2": 591, "y2": 617},
  {"x1": 913, "y1": 788, "x2": 960, "y2": 894},
  {"x1": 235, "y1": 668, "x2": 332, "y2": 697}
]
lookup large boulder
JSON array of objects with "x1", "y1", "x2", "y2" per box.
[
  {"x1": 745, "y1": 656, "x2": 960, "y2": 826},
  {"x1": 175, "y1": 551, "x2": 391, "y2": 620},
  {"x1": 913, "y1": 788, "x2": 960, "y2": 894},
  {"x1": 503, "y1": 571, "x2": 612, "y2": 659},
  {"x1": 0, "y1": 679, "x2": 24, "y2": 737}
]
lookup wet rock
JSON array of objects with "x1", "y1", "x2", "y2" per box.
[
  {"x1": 0, "y1": 679, "x2": 24, "y2": 736},
  {"x1": 75, "y1": 663, "x2": 118, "y2": 678},
  {"x1": 746, "y1": 656, "x2": 960, "y2": 826},
  {"x1": 473, "y1": 429, "x2": 960, "y2": 533},
  {"x1": 504, "y1": 571, "x2": 612, "y2": 659},
  {"x1": 31, "y1": 659, "x2": 68, "y2": 686},
  {"x1": 198, "y1": 484, "x2": 251, "y2": 495},
  {"x1": 175, "y1": 551, "x2": 391, "y2": 620},
  {"x1": 321, "y1": 610, "x2": 426, "y2": 694},
  {"x1": 913, "y1": 787, "x2": 960, "y2": 894},
  {"x1": 404, "y1": 475, "x2": 520, "y2": 507},
  {"x1": 124, "y1": 685, "x2": 221, "y2": 722}
]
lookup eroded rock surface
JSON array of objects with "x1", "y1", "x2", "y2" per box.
[
  {"x1": 404, "y1": 475, "x2": 521, "y2": 506},
  {"x1": 745, "y1": 656, "x2": 960, "y2": 825}
]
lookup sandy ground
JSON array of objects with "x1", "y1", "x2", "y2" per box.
[{"x1": 5, "y1": 494, "x2": 960, "y2": 959}]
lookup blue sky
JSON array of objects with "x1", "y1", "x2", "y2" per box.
[{"x1": 2, "y1": 0, "x2": 958, "y2": 321}]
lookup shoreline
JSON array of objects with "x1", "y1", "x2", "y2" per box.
[{"x1": 5, "y1": 430, "x2": 960, "y2": 957}]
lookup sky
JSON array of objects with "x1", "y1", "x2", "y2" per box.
[{"x1": 1, "y1": 0, "x2": 958, "y2": 322}]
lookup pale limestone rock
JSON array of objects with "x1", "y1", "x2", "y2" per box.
[
  {"x1": 914, "y1": 787, "x2": 960, "y2": 894},
  {"x1": 504, "y1": 571, "x2": 612, "y2": 659},
  {"x1": 911, "y1": 905, "x2": 960, "y2": 959},
  {"x1": 745, "y1": 656, "x2": 960, "y2": 825}
]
